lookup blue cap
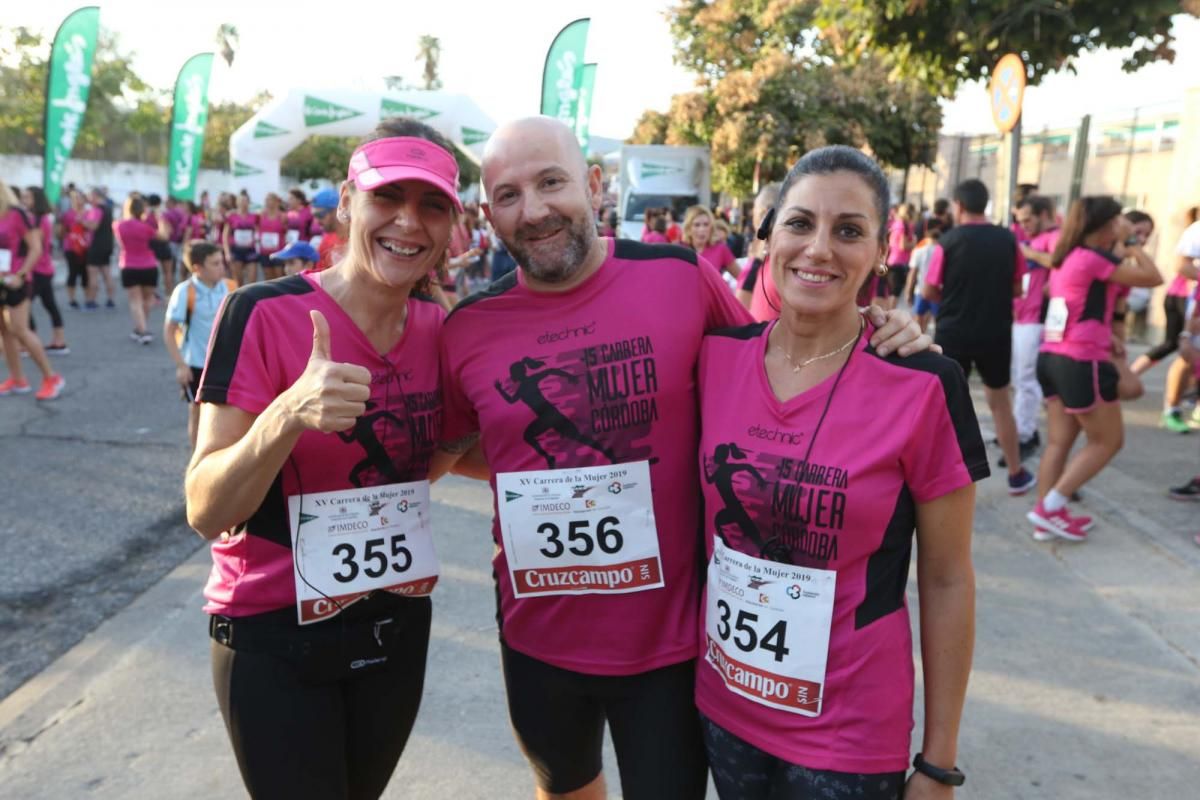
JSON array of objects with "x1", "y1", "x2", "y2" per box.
[
  {"x1": 311, "y1": 187, "x2": 339, "y2": 213},
  {"x1": 271, "y1": 241, "x2": 320, "y2": 263}
]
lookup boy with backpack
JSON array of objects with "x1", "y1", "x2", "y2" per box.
[{"x1": 163, "y1": 241, "x2": 235, "y2": 448}]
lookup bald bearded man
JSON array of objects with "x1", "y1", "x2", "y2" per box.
[{"x1": 436, "y1": 117, "x2": 932, "y2": 800}]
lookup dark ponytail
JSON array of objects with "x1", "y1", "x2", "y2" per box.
[{"x1": 1050, "y1": 196, "x2": 1122, "y2": 268}]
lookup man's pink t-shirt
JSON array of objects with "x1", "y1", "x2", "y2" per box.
[
  {"x1": 198, "y1": 274, "x2": 445, "y2": 617},
  {"x1": 695, "y1": 323, "x2": 988, "y2": 773},
  {"x1": 114, "y1": 218, "x2": 159, "y2": 269},
  {"x1": 1040, "y1": 246, "x2": 1122, "y2": 362},
  {"x1": 887, "y1": 218, "x2": 913, "y2": 266},
  {"x1": 33, "y1": 215, "x2": 56, "y2": 276},
  {"x1": 1014, "y1": 227, "x2": 1060, "y2": 325},
  {"x1": 439, "y1": 238, "x2": 752, "y2": 675},
  {"x1": 1010, "y1": 221, "x2": 1031, "y2": 245},
  {"x1": 700, "y1": 242, "x2": 736, "y2": 274}
]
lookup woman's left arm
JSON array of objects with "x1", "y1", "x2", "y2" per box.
[{"x1": 908, "y1": 483, "x2": 976, "y2": 799}]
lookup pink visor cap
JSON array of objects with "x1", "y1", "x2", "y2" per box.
[{"x1": 347, "y1": 136, "x2": 463, "y2": 212}]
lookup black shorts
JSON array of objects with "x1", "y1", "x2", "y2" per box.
[
  {"x1": 86, "y1": 247, "x2": 112, "y2": 266},
  {"x1": 500, "y1": 641, "x2": 707, "y2": 799},
  {"x1": 937, "y1": 337, "x2": 1011, "y2": 389},
  {"x1": 149, "y1": 239, "x2": 173, "y2": 261},
  {"x1": 120, "y1": 267, "x2": 159, "y2": 288},
  {"x1": 229, "y1": 245, "x2": 258, "y2": 264},
  {"x1": 0, "y1": 277, "x2": 32, "y2": 307},
  {"x1": 210, "y1": 594, "x2": 431, "y2": 800},
  {"x1": 886, "y1": 265, "x2": 910, "y2": 298},
  {"x1": 183, "y1": 366, "x2": 203, "y2": 403},
  {"x1": 1037, "y1": 351, "x2": 1118, "y2": 413}
]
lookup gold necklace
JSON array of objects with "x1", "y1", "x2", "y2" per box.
[{"x1": 773, "y1": 316, "x2": 864, "y2": 374}]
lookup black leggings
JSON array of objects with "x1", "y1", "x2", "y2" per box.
[
  {"x1": 1145, "y1": 294, "x2": 1188, "y2": 362},
  {"x1": 211, "y1": 597, "x2": 431, "y2": 800},
  {"x1": 701, "y1": 715, "x2": 906, "y2": 800},
  {"x1": 31, "y1": 273, "x2": 63, "y2": 328},
  {"x1": 65, "y1": 251, "x2": 88, "y2": 288}
]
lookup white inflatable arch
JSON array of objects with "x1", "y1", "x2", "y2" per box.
[{"x1": 229, "y1": 89, "x2": 496, "y2": 201}]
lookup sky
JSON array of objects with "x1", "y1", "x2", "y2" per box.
[{"x1": 14, "y1": 2, "x2": 1200, "y2": 140}]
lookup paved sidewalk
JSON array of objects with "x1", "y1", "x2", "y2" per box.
[{"x1": 1, "y1": 464, "x2": 1198, "y2": 798}]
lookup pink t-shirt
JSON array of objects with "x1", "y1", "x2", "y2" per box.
[
  {"x1": 440, "y1": 238, "x2": 752, "y2": 675},
  {"x1": 225, "y1": 212, "x2": 259, "y2": 248},
  {"x1": 887, "y1": 218, "x2": 913, "y2": 266},
  {"x1": 198, "y1": 274, "x2": 445, "y2": 617},
  {"x1": 695, "y1": 322, "x2": 988, "y2": 773},
  {"x1": 1014, "y1": 227, "x2": 1060, "y2": 325},
  {"x1": 1040, "y1": 246, "x2": 1121, "y2": 362},
  {"x1": 1166, "y1": 274, "x2": 1192, "y2": 298},
  {"x1": 184, "y1": 213, "x2": 208, "y2": 243},
  {"x1": 164, "y1": 207, "x2": 187, "y2": 243},
  {"x1": 642, "y1": 231, "x2": 668, "y2": 244},
  {"x1": 61, "y1": 208, "x2": 91, "y2": 254},
  {"x1": 257, "y1": 212, "x2": 287, "y2": 255},
  {"x1": 749, "y1": 256, "x2": 782, "y2": 323},
  {"x1": 287, "y1": 206, "x2": 314, "y2": 241},
  {"x1": 700, "y1": 242, "x2": 736, "y2": 274},
  {"x1": 1010, "y1": 221, "x2": 1031, "y2": 245},
  {"x1": 0, "y1": 208, "x2": 31, "y2": 272},
  {"x1": 114, "y1": 218, "x2": 159, "y2": 269},
  {"x1": 33, "y1": 214, "x2": 56, "y2": 276}
]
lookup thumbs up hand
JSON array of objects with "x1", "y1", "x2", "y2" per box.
[{"x1": 286, "y1": 309, "x2": 373, "y2": 433}]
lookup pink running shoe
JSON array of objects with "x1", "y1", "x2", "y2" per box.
[
  {"x1": 0, "y1": 377, "x2": 32, "y2": 395},
  {"x1": 35, "y1": 374, "x2": 65, "y2": 401},
  {"x1": 1027, "y1": 501, "x2": 1089, "y2": 542}
]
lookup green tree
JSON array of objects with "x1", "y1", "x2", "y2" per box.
[
  {"x1": 628, "y1": 109, "x2": 669, "y2": 144},
  {"x1": 281, "y1": 136, "x2": 359, "y2": 183},
  {"x1": 202, "y1": 92, "x2": 271, "y2": 170},
  {"x1": 817, "y1": 0, "x2": 1196, "y2": 96},
  {"x1": 416, "y1": 35, "x2": 442, "y2": 91}
]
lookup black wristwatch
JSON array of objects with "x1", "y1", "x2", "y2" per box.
[{"x1": 912, "y1": 752, "x2": 966, "y2": 786}]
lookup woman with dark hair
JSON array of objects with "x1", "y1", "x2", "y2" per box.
[
  {"x1": 114, "y1": 194, "x2": 169, "y2": 343},
  {"x1": 696, "y1": 146, "x2": 986, "y2": 800},
  {"x1": 186, "y1": 117, "x2": 465, "y2": 800},
  {"x1": 21, "y1": 186, "x2": 68, "y2": 353},
  {"x1": 83, "y1": 187, "x2": 116, "y2": 309},
  {"x1": 285, "y1": 188, "x2": 313, "y2": 245},
  {"x1": 1027, "y1": 197, "x2": 1162, "y2": 542},
  {"x1": 0, "y1": 180, "x2": 64, "y2": 399},
  {"x1": 223, "y1": 191, "x2": 260, "y2": 286}
]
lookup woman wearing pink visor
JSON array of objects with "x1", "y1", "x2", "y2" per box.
[{"x1": 186, "y1": 117, "x2": 465, "y2": 800}]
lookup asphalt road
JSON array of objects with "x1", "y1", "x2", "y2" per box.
[{"x1": 0, "y1": 270, "x2": 1198, "y2": 798}]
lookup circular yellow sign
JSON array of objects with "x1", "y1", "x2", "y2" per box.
[{"x1": 989, "y1": 53, "x2": 1026, "y2": 133}]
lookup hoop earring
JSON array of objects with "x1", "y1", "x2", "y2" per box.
[{"x1": 876, "y1": 263, "x2": 889, "y2": 277}]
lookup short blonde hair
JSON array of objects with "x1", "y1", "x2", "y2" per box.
[{"x1": 681, "y1": 205, "x2": 714, "y2": 249}]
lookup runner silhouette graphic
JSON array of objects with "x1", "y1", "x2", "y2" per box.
[
  {"x1": 337, "y1": 401, "x2": 406, "y2": 487},
  {"x1": 705, "y1": 443, "x2": 768, "y2": 550},
  {"x1": 495, "y1": 357, "x2": 615, "y2": 468}
]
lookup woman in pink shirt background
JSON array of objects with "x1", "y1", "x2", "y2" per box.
[
  {"x1": 223, "y1": 192, "x2": 260, "y2": 286},
  {"x1": 285, "y1": 189, "x2": 313, "y2": 245},
  {"x1": 59, "y1": 189, "x2": 92, "y2": 309},
  {"x1": 1028, "y1": 197, "x2": 1162, "y2": 542},
  {"x1": 256, "y1": 193, "x2": 288, "y2": 280},
  {"x1": 682, "y1": 204, "x2": 741, "y2": 281},
  {"x1": 114, "y1": 194, "x2": 169, "y2": 344},
  {"x1": 885, "y1": 203, "x2": 916, "y2": 308},
  {"x1": 21, "y1": 186, "x2": 68, "y2": 353}
]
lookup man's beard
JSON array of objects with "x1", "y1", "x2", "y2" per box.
[{"x1": 505, "y1": 212, "x2": 595, "y2": 284}]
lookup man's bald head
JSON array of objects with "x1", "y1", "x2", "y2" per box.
[{"x1": 482, "y1": 116, "x2": 588, "y2": 195}]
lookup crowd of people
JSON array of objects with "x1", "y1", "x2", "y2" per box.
[{"x1": 3, "y1": 110, "x2": 1198, "y2": 799}]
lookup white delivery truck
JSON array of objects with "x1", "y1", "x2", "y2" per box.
[{"x1": 616, "y1": 145, "x2": 711, "y2": 241}]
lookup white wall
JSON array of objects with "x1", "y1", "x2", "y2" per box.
[{"x1": 0, "y1": 154, "x2": 241, "y2": 205}]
